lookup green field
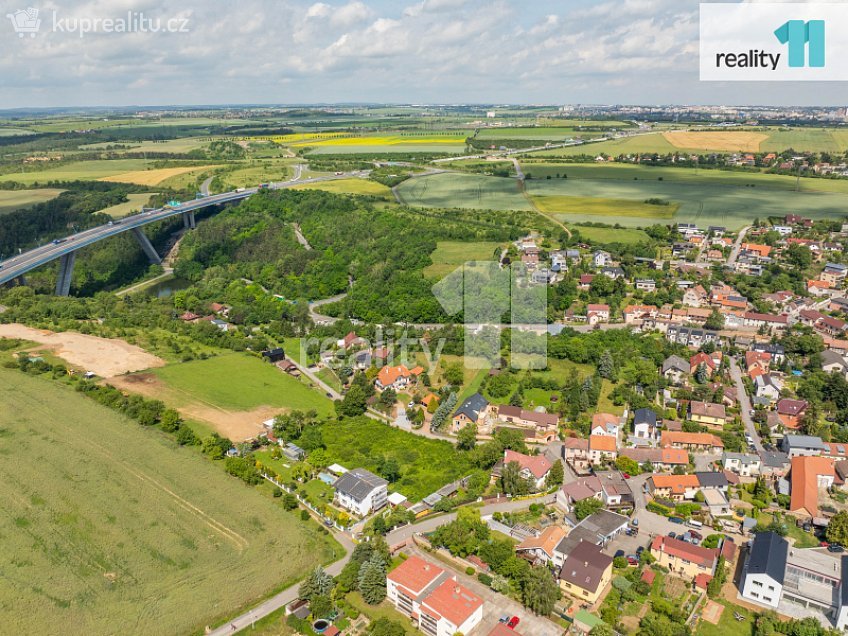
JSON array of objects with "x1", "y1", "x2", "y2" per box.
[
  {"x1": 152, "y1": 353, "x2": 334, "y2": 415},
  {"x1": 424, "y1": 240, "x2": 502, "y2": 279},
  {"x1": 395, "y1": 172, "x2": 533, "y2": 211},
  {"x1": 532, "y1": 194, "x2": 678, "y2": 219},
  {"x1": 99, "y1": 192, "x2": 156, "y2": 218},
  {"x1": 321, "y1": 417, "x2": 473, "y2": 501},
  {"x1": 398, "y1": 169, "x2": 848, "y2": 229},
  {"x1": 568, "y1": 224, "x2": 651, "y2": 245},
  {"x1": 476, "y1": 126, "x2": 607, "y2": 141},
  {"x1": 0, "y1": 188, "x2": 64, "y2": 215},
  {"x1": 0, "y1": 159, "x2": 152, "y2": 184},
  {"x1": 0, "y1": 367, "x2": 338, "y2": 634},
  {"x1": 293, "y1": 178, "x2": 392, "y2": 198},
  {"x1": 79, "y1": 137, "x2": 213, "y2": 154}
]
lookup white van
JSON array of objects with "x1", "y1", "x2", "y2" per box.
[{"x1": 687, "y1": 519, "x2": 703, "y2": 529}]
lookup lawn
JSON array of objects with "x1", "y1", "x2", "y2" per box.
[
  {"x1": 0, "y1": 366, "x2": 339, "y2": 635},
  {"x1": 424, "y1": 240, "x2": 503, "y2": 279},
  {"x1": 152, "y1": 353, "x2": 334, "y2": 415},
  {"x1": 0, "y1": 188, "x2": 64, "y2": 215},
  {"x1": 346, "y1": 592, "x2": 418, "y2": 636},
  {"x1": 568, "y1": 224, "x2": 651, "y2": 245},
  {"x1": 320, "y1": 417, "x2": 473, "y2": 501},
  {"x1": 695, "y1": 600, "x2": 754, "y2": 636}
]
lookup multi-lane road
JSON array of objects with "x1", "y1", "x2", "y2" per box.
[{"x1": 0, "y1": 169, "x2": 343, "y2": 287}]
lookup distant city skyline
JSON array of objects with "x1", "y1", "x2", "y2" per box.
[{"x1": 2, "y1": 0, "x2": 848, "y2": 109}]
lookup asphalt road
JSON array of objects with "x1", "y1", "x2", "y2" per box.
[{"x1": 729, "y1": 357, "x2": 763, "y2": 452}]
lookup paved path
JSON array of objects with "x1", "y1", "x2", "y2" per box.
[
  {"x1": 200, "y1": 175, "x2": 214, "y2": 196},
  {"x1": 293, "y1": 223, "x2": 312, "y2": 250},
  {"x1": 729, "y1": 357, "x2": 763, "y2": 452},
  {"x1": 727, "y1": 226, "x2": 752, "y2": 266}
]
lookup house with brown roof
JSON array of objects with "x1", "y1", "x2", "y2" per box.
[
  {"x1": 777, "y1": 398, "x2": 808, "y2": 431},
  {"x1": 620, "y1": 447, "x2": 689, "y2": 472},
  {"x1": 503, "y1": 450, "x2": 553, "y2": 490},
  {"x1": 688, "y1": 401, "x2": 727, "y2": 429},
  {"x1": 556, "y1": 476, "x2": 602, "y2": 513},
  {"x1": 587, "y1": 304, "x2": 610, "y2": 325},
  {"x1": 494, "y1": 405, "x2": 559, "y2": 433},
  {"x1": 647, "y1": 474, "x2": 700, "y2": 501},
  {"x1": 375, "y1": 364, "x2": 423, "y2": 391},
  {"x1": 661, "y1": 431, "x2": 723, "y2": 452},
  {"x1": 789, "y1": 455, "x2": 836, "y2": 518},
  {"x1": 557, "y1": 540, "x2": 613, "y2": 604},
  {"x1": 590, "y1": 413, "x2": 620, "y2": 438},
  {"x1": 515, "y1": 525, "x2": 567, "y2": 565},
  {"x1": 588, "y1": 434, "x2": 618, "y2": 465},
  {"x1": 650, "y1": 535, "x2": 719, "y2": 581},
  {"x1": 562, "y1": 436, "x2": 590, "y2": 473}
]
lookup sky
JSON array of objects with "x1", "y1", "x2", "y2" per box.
[{"x1": 1, "y1": 0, "x2": 846, "y2": 109}]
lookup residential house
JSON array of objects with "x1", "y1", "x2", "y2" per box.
[
  {"x1": 662, "y1": 355, "x2": 690, "y2": 385},
  {"x1": 821, "y1": 263, "x2": 848, "y2": 286},
  {"x1": 562, "y1": 437, "x2": 590, "y2": 472},
  {"x1": 376, "y1": 365, "x2": 423, "y2": 391},
  {"x1": 695, "y1": 471, "x2": 729, "y2": 494},
  {"x1": 752, "y1": 342, "x2": 786, "y2": 365},
  {"x1": 633, "y1": 408, "x2": 659, "y2": 441},
  {"x1": 386, "y1": 556, "x2": 484, "y2": 636},
  {"x1": 515, "y1": 525, "x2": 567, "y2": 565},
  {"x1": 703, "y1": 489, "x2": 731, "y2": 517},
  {"x1": 494, "y1": 405, "x2": 559, "y2": 434},
  {"x1": 557, "y1": 540, "x2": 613, "y2": 604},
  {"x1": 777, "y1": 399, "x2": 809, "y2": 431},
  {"x1": 620, "y1": 447, "x2": 689, "y2": 472},
  {"x1": 595, "y1": 470, "x2": 634, "y2": 508},
  {"x1": 754, "y1": 374, "x2": 783, "y2": 402},
  {"x1": 600, "y1": 266, "x2": 625, "y2": 280},
  {"x1": 502, "y1": 450, "x2": 553, "y2": 490},
  {"x1": 635, "y1": 279, "x2": 657, "y2": 292},
  {"x1": 822, "y1": 350, "x2": 848, "y2": 378},
  {"x1": 338, "y1": 331, "x2": 366, "y2": 351},
  {"x1": 647, "y1": 474, "x2": 700, "y2": 501},
  {"x1": 723, "y1": 452, "x2": 762, "y2": 477},
  {"x1": 333, "y1": 468, "x2": 389, "y2": 516},
  {"x1": 743, "y1": 312, "x2": 788, "y2": 331},
  {"x1": 689, "y1": 352, "x2": 718, "y2": 378},
  {"x1": 588, "y1": 434, "x2": 618, "y2": 465},
  {"x1": 593, "y1": 251, "x2": 611, "y2": 268},
  {"x1": 590, "y1": 413, "x2": 620, "y2": 438},
  {"x1": 789, "y1": 455, "x2": 835, "y2": 517},
  {"x1": 782, "y1": 434, "x2": 827, "y2": 458},
  {"x1": 650, "y1": 535, "x2": 718, "y2": 581},
  {"x1": 661, "y1": 431, "x2": 723, "y2": 452},
  {"x1": 688, "y1": 401, "x2": 727, "y2": 429},
  {"x1": 758, "y1": 450, "x2": 791, "y2": 478},
  {"x1": 739, "y1": 531, "x2": 788, "y2": 609},
  {"x1": 556, "y1": 476, "x2": 602, "y2": 513},
  {"x1": 451, "y1": 393, "x2": 490, "y2": 433},
  {"x1": 586, "y1": 304, "x2": 610, "y2": 325}
]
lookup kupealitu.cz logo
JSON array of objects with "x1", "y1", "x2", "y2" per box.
[{"x1": 6, "y1": 6, "x2": 190, "y2": 38}]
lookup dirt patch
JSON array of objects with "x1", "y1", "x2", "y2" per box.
[
  {"x1": 99, "y1": 165, "x2": 220, "y2": 186},
  {"x1": 108, "y1": 373, "x2": 280, "y2": 441},
  {"x1": 663, "y1": 575, "x2": 687, "y2": 599},
  {"x1": 182, "y1": 404, "x2": 280, "y2": 442},
  {"x1": 701, "y1": 599, "x2": 724, "y2": 625},
  {"x1": 0, "y1": 324, "x2": 164, "y2": 377},
  {"x1": 662, "y1": 131, "x2": 768, "y2": 152}
]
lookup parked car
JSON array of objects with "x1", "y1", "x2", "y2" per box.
[
  {"x1": 828, "y1": 544, "x2": 845, "y2": 553},
  {"x1": 689, "y1": 530, "x2": 703, "y2": 540},
  {"x1": 636, "y1": 546, "x2": 645, "y2": 555},
  {"x1": 622, "y1": 472, "x2": 631, "y2": 479},
  {"x1": 820, "y1": 541, "x2": 830, "y2": 547},
  {"x1": 668, "y1": 532, "x2": 677, "y2": 539},
  {"x1": 632, "y1": 518, "x2": 639, "y2": 527},
  {"x1": 499, "y1": 616, "x2": 510, "y2": 624},
  {"x1": 507, "y1": 617, "x2": 520, "y2": 629},
  {"x1": 614, "y1": 549, "x2": 625, "y2": 558},
  {"x1": 669, "y1": 516, "x2": 685, "y2": 524},
  {"x1": 627, "y1": 556, "x2": 639, "y2": 566}
]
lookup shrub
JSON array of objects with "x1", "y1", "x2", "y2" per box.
[{"x1": 465, "y1": 566, "x2": 475, "y2": 576}]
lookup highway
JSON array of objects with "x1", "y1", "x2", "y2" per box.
[{"x1": 0, "y1": 171, "x2": 346, "y2": 288}]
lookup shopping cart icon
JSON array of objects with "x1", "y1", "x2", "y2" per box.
[{"x1": 6, "y1": 8, "x2": 41, "y2": 38}]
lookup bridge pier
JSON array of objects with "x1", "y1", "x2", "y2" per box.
[
  {"x1": 131, "y1": 227, "x2": 162, "y2": 265},
  {"x1": 55, "y1": 251, "x2": 76, "y2": 296},
  {"x1": 182, "y1": 211, "x2": 196, "y2": 229}
]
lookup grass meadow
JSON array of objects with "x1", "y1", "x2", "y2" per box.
[
  {"x1": 320, "y1": 417, "x2": 473, "y2": 501},
  {"x1": 98, "y1": 192, "x2": 157, "y2": 218},
  {"x1": 0, "y1": 159, "x2": 153, "y2": 184},
  {"x1": 0, "y1": 366, "x2": 338, "y2": 635},
  {"x1": 292, "y1": 178, "x2": 393, "y2": 198},
  {"x1": 423, "y1": 240, "x2": 502, "y2": 279},
  {"x1": 0, "y1": 188, "x2": 64, "y2": 215},
  {"x1": 152, "y1": 353, "x2": 334, "y2": 415}
]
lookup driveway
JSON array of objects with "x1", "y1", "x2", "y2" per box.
[{"x1": 729, "y1": 358, "x2": 763, "y2": 452}]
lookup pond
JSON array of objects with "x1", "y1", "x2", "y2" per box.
[{"x1": 146, "y1": 277, "x2": 191, "y2": 299}]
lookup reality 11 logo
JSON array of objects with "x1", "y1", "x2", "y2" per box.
[{"x1": 774, "y1": 19, "x2": 825, "y2": 68}]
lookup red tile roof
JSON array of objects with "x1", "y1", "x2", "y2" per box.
[
  {"x1": 421, "y1": 578, "x2": 483, "y2": 627},
  {"x1": 651, "y1": 535, "x2": 718, "y2": 570},
  {"x1": 504, "y1": 449, "x2": 553, "y2": 479},
  {"x1": 387, "y1": 555, "x2": 444, "y2": 596}
]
